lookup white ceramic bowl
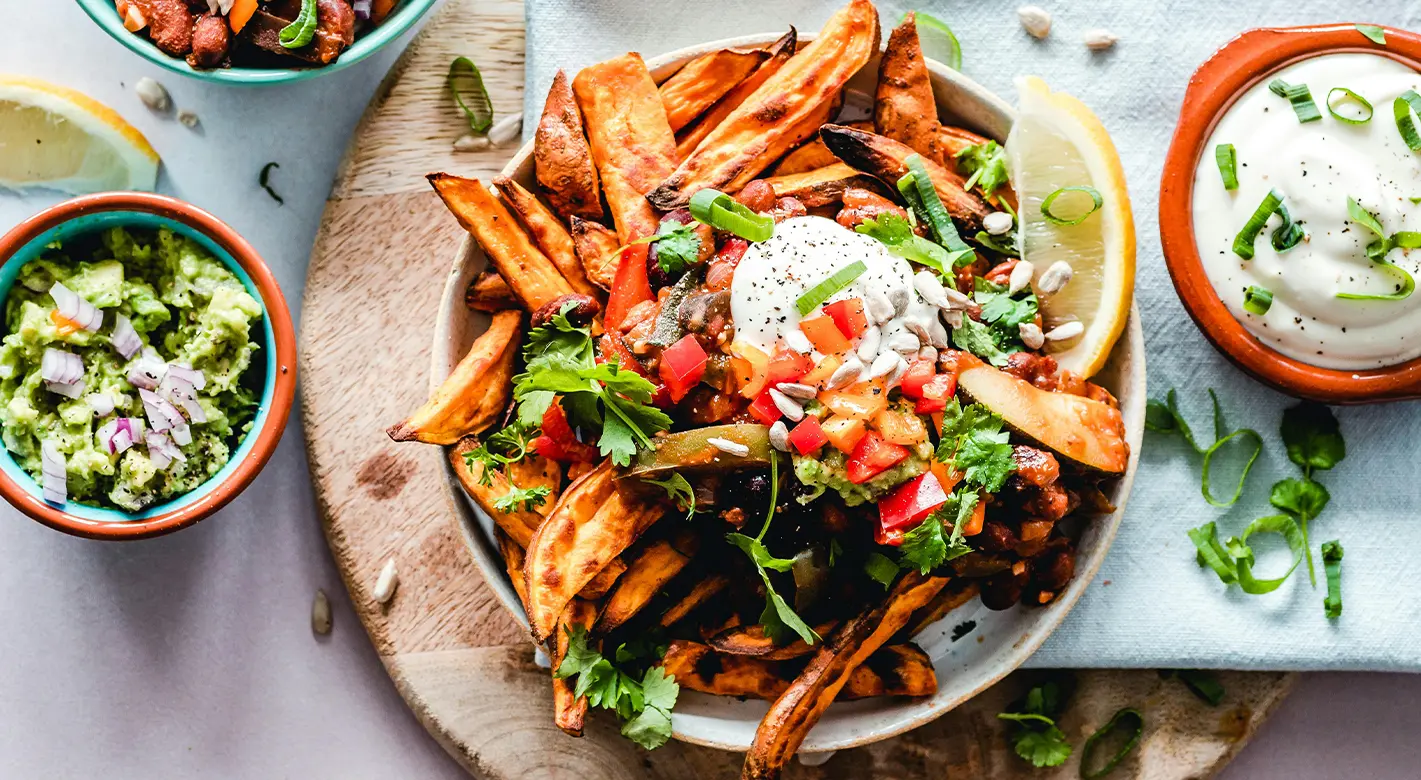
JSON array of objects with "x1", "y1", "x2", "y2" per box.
[{"x1": 432, "y1": 34, "x2": 1145, "y2": 753}]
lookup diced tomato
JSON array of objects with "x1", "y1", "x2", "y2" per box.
[
  {"x1": 730, "y1": 341, "x2": 771, "y2": 398},
  {"x1": 899, "y1": 358, "x2": 936, "y2": 399},
  {"x1": 877, "y1": 472, "x2": 948, "y2": 545},
  {"x1": 845, "y1": 432, "x2": 909, "y2": 484},
  {"x1": 820, "y1": 385, "x2": 888, "y2": 420},
  {"x1": 798, "y1": 316, "x2": 852, "y2": 355},
  {"x1": 658, "y1": 334, "x2": 708, "y2": 403},
  {"x1": 534, "y1": 402, "x2": 598, "y2": 462},
  {"x1": 822, "y1": 416, "x2": 867, "y2": 453},
  {"x1": 914, "y1": 372, "x2": 958, "y2": 414},
  {"x1": 716, "y1": 237, "x2": 750, "y2": 264},
  {"x1": 49, "y1": 309, "x2": 81, "y2": 336},
  {"x1": 823, "y1": 298, "x2": 868, "y2": 339},
  {"x1": 787, "y1": 416, "x2": 828, "y2": 455},
  {"x1": 800, "y1": 354, "x2": 842, "y2": 388},
  {"x1": 604, "y1": 243, "x2": 653, "y2": 330},
  {"x1": 765, "y1": 346, "x2": 813, "y2": 388},
  {"x1": 598, "y1": 334, "x2": 649, "y2": 378},
  {"x1": 874, "y1": 405, "x2": 929, "y2": 445},
  {"x1": 747, "y1": 390, "x2": 781, "y2": 425}
]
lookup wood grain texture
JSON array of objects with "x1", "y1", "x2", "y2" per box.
[{"x1": 301, "y1": 0, "x2": 1295, "y2": 777}]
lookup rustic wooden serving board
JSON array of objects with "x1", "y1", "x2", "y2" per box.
[{"x1": 299, "y1": 1, "x2": 1295, "y2": 776}]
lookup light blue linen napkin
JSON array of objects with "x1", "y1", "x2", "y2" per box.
[{"x1": 525, "y1": 0, "x2": 1421, "y2": 671}]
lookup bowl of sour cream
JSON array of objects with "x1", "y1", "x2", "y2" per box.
[{"x1": 1161, "y1": 23, "x2": 1421, "y2": 402}]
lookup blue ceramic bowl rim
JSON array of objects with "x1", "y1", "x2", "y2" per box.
[{"x1": 74, "y1": 0, "x2": 440, "y2": 86}]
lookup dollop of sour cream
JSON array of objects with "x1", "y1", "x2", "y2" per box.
[
  {"x1": 1193, "y1": 52, "x2": 1421, "y2": 370},
  {"x1": 729, "y1": 215, "x2": 938, "y2": 356}
]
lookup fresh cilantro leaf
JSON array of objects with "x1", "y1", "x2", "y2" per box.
[
  {"x1": 644, "y1": 473, "x2": 697, "y2": 520},
  {"x1": 997, "y1": 713, "x2": 1072, "y2": 768},
  {"x1": 899, "y1": 487, "x2": 977, "y2": 574},
  {"x1": 515, "y1": 353, "x2": 671, "y2": 467},
  {"x1": 556, "y1": 625, "x2": 605, "y2": 678},
  {"x1": 492, "y1": 484, "x2": 551, "y2": 512},
  {"x1": 955, "y1": 140, "x2": 1010, "y2": 200},
  {"x1": 462, "y1": 423, "x2": 537, "y2": 486},
  {"x1": 864, "y1": 552, "x2": 899, "y2": 588},
  {"x1": 555, "y1": 626, "x2": 680, "y2": 750},
  {"x1": 951, "y1": 315, "x2": 1011, "y2": 366},
  {"x1": 621, "y1": 700, "x2": 673, "y2": 749},
  {"x1": 938, "y1": 401, "x2": 1015, "y2": 493},
  {"x1": 523, "y1": 301, "x2": 594, "y2": 366},
  {"x1": 651, "y1": 221, "x2": 702, "y2": 274},
  {"x1": 1280, "y1": 402, "x2": 1345, "y2": 475},
  {"x1": 855, "y1": 213, "x2": 973, "y2": 273},
  {"x1": 515, "y1": 390, "x2": 557, "y2": 428},
  {"x1": 971, "y1": 277, "x2": 1037, "y2": 355},
  {"x1": 640, "y1": 665, "x2": 679, "y2": 711},
  {"x1": 726, "y1": 533, "x2": 796, "y2": 573},
  {"x1": 1269, "y1": 478, "x2": 1330, "y2": 520},
  {"x1": 724, "y1": 456, "x2": 819, "y2": 646}
]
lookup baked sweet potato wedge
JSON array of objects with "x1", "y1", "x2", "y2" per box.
[
  {"x1": 524, "y1": 462, "x2": 666, "y2": 640},
  {"x1": 676, "y1": 29, "x2": 798, "y2": 160},
  {"x1": 428, "y1": 174, "x2": 576, "y2": 311},
  {"x1": 552, "y1": 598, "x2": 598, "y2": 736},
  {"x1": 498, "y1": 532, "x2": 531, "y2": 613},
  {"x1": 662, "y1": 641, "x2": 937, "y2": 701},
  {"x1": 742, "y1": 572, "x2": 949, "y2": 779},
  {"x1": 936, "y1": 124, "x2": 993, "y2": 159},
  {"x1": 572, "y1": 53, "x2": 679, "y2": 243},
  {"x1": 900, "y1": 578, "x2": 981, "y2": 639},
  {"x1": 465, "y1": 270, "x2": 518, "y2": 312},
  {"x1": 708, "y1": 620, "x2": 841, "y2": 660},
  {"x1": 647, "y1": 0, "x2": 880, "y2": 208},
  {"x1": 569, "y1": 216, "x2": 621, "y2": 290},
  {"x1": 660, "y1": 574, "x2": 730, "y2": 627},
  {"x1": 768, "y1": 119, "x2": 871, "y2": 176},
  {"x1": 535, "y1": 69, "x2": 603, "y2": 221},
  {"x1": 577, "y1": 556, "x2": 627, "y2": 600},
  {"x1": 448, "y1": 436, "x2": 561, "y2": 547},
  {"x1": 387, "y1": 310, "x2": 521, "y2": 445},
  {"x1": 874, "y1": 12, "x2": 941, "y2": 160},
  {"x1": 819, "y1": 123, "x2": 991, "y2": 232},
  {"x1": 659, "y1": 48, "x2": 767, "y2": 131},
  {"x1": 759, "y1": 162, "x2": 881, "y2": 208},
  {"x1": 595, "y1": 529, "x2": 699, "y2": 633},
  {"x1": 494, "y1": 176, "x2": 598, "y2": 297}
]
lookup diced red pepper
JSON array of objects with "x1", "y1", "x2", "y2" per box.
[
  {"x1": 534, "y1": 402, "x2": 598, "y2": 462},
  {"x1": 765, "y1": 346, "x2": 813, "y2": 388},
  {"x1": 798, "y1": 316, "x2": 852, "y2": 355},
  {"x1": 899, "y1": 358, "x2": 937, "y2": 399},
  {"x1": 658, "y1": 334, "x2": 709, "y2": 403},
  {"x1": 877, "y1": 473, "x2": 948, "y2": 546},
  {"x1": 823, "y1": 298, "x2": 868, "y2": 340},
  {"x1": 845, "y1": 431, "x2": 909, "y2": 484},
  {"x1": 603, "y1": 243, "x2": 653, "y2": 330},
  {"x1": 651, "y1": 383, "x2": 673, "y2": 409},
  {"x1": 874, "y1": 523, "x2": 905, "y2": 547},
  {"x1": 747, "y1": 390, "x2": 781, "y2": 425},
  {"x1": 716, "y1": 237, "x2": 750, "y2": 265},
  {"x1": 914, "y1": 372, "x2": 959, "y2": 414},
  {"x1": 787, "y1": 416, "x2": 828, "y2": 455}
]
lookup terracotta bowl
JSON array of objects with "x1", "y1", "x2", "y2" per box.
[
  {"x1": 432, "y1": 36, "x2": 1145, "y2": 752},
  {"x1": 0, "y1": 192, "x2": 297, "y2": 539},
  {"x1": 1160, "y1": 23, "x2": 1421, "y2": 403}
]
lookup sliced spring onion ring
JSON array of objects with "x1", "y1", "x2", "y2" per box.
[
  {"x1": 1040, "y1": 185, "x2": 1103, "y2": 226},
  {"x1": 1079, "y1": 708, "x2": 1144, "y2": 780},
  {"x1": 1214, "y1": 143, "x2": 1238, "y2": 190},
  {"x1": 911, "y1": 11, "x2": 962, "y2": 71},
  {"x1": 795, "y1": 260, "x2": 867, "y2": 316},
  {"x1": 279, "y1": 0, "x2": 318, "y2": 48},
  {"x1": 1268, "y1": 78, "x2": 1322, "y2": 123},
  {"x1": 1338, "y1": 197, "x2": 1417, "y2": 300},
  {"x1": 1327, "y1": 87, "x2": 1373, "y2": 124},
  {"x1": 1232, "y1": 514, "x2": 1306, "y2": 594},
  {"x1": 1393, "y1": 90, "x2": 1421, "y2": 150},
  {"x1": 1270, "y1": 202, "x2": 1305, "y2": 252},
  {"x1": 902, "y1": 154, "x2": 974, "y2": 258},
  {"x1": 1322, "y1": 539, "x2": 1344, "y2": 618},
  {"x1": 972, "y1": 230, "x2": 1018, "y2": 257},
  {"x1": 448, "y1": 57, "x2": 494, "y2": 134},
  {"x1": 1356, "y1": 24, "x2": 1387, "y2": 45},
  {"x1": 1188, "y1": 522, "x2": 1237, "y2": 584},
  {"x1": 1231, "y1": 188, "x2": 1284, "y2": 259},
  {"x1": 1243, "y1": 285, "x2": 1273, "y2": 315},
  {"x1": 689, "y1": 188, "x2": 774, "y2": 242}
]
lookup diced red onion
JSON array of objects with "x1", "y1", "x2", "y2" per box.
[
  {"x1": 111, "y1": 314, "x2": 142, "y2": 360},
  {"x1": 166, "y1": 362, "x2": 206, "y2": 391},
  {"x1": 98, "y1": 418, "x2": 140, "y2": 455},
  {"x1": 40, "y1": 441, "x2": 65, "y2": 504},
  {"x1": 49, "y1": 282, "x2": 103, "y2": 332},
  {"x1": 145, "y1": 431, "x2": 185, "y2": 470},
  {"x1": 41, "y1": 348, "x2": 83, "y2": 385},
  {"x1": 139, "y1": 388, "x2": 185, "y2": 433},
  {"x1": 170, "y1": 423, "x2": 192, "y2": 447},
  {"x1": 86, "y1": 392, "x2": 115, "y2": 417},
  {"x1": 44, "y1": 379, "x2": 85, "y2": 399},
  {"x1": 352, "y1": 0, "x2": 372, "y2": 19},
  {"x1": 127, "y1": 353, "x2": 167, "y2": 390}
]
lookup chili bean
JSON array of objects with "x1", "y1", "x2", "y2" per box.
[{"x1": 531, "y1": 293, "x2": 600, "y2": 327}]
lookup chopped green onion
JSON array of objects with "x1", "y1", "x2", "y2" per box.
[
  {"x1": 258, "y1": 162, "x2": 284, "y2": 205},
  {"x1": 1322, "y1": 539, "x2": 1344, "y2": 618},
  {"x1": 1232, "y1": 188, "x2": 1284, "y2": 259},
  {"x1": 1233, "y1": 514, "x2": 1306, "y2": 595},
  {"x1": 1243, "y1": 285, "x2": 1273, "y2": 315},
  {"x1": 864, "y1": 552, "x2": 899, "y2": 588},
  {"x1": 911, "y1": 11, "x2": 962, "y2": 71},
  {"x1": 1146, "y1": 389, "x2": 1261, "y2": 508},
  {"x1": 1188, "y1": 522, "x2": 1238, "y2": 584},
  {"x1": 1347, "y1": 196, "x2": 1386, "y2": 237},
  {"x1": 1270, "y1": 202, "x2": 1305, "y2": 252},
  {"x1": 689, "y1": 188, "x2": 775, "y2": 242},
  {"x1": 1393, "y1": 90, "x2": 1421, "y2": 150},
  {"x1": 796, "y1": 260, "x2": 868, "y2": 316},
  {"x1": 903, "y1": 154, "x2": 974, "y2": 257},
  {"x1": 1215, "y1": 143, "x2": 1238, "y2": 190},
  {"x1": 1040, "y1": 186, "x2": 1103, "y2": 226},
  {"x1": 1356, "y1": 24, "x2": 1387, "y2": 45},
  {"x1": 1337, "y1": 197, "x2": 1417, "y2": 301},
  {"x1": 1268, "y1": 78, "x2": 1322, "y2": 123},
  {"x1": 279, "y1": 0, "x2": 319, "y2": 49},
  {"x1": 448, "y1": 57, "x2": 494, "y2": 134},
  {"x1": 973, "y1": 230, "x2": 1018, "y2": 256},
  {"x1": 1160, "y1": 669, "x2": 1225, "y2": 706},
  {"x1": 1327, "y1": 87, "x2": 1373, "y2": 124},
  {"x1": 1079, "y1": 708, "x2": 1144, "y2": 780}
]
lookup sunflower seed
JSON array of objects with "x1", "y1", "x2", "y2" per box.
[
  {"x1": 488, "y1": 115, "x2": 524, "y2": 147},
  {"x1": 311, "y1": 588, "x2": 332, "y2": 635},
  {"x1": 928, "y1": 315, "x2": 950, "y2": 347},
  {"x1": 913, "y1": 271, "x2": 951, "y2": 309},
  {"x1": 769, "y1": 387, "x2": 805, "y2": 422},
  {"x1": 784, "y1": 329, "x2": 814, "y2": 354},
  {"x1": 1037, "y1": 261, "x2": 1073, "y2": 294},
  {"x1": 918, "y1": 345, "x2": 938, "y2": 364},
  {"x1": 453, "y1": 133, "x2": 492, "y2": 152},
  {"x1": 134, "y1": 77, "x2": 170, "y2": 113},
  {"x1": 941, "y1": 309, "x2": 965, "y2": 330},
  {"x1": 1018, "y1": 5, "x2": 1052, "y2": 39},
  {"x1": 777, "y1": 382, "x2": 817, "y2": 400},
  {"x1": 983, "y1": 211, "x2": 1015, "y2": 235},
  {"x1": 868, "y1": 350, "x2": 901, "y2": 380},
  {"x1": 1045, "y1": 321, "x2": 1085, "y2": 342},
  {"x1": 827, "y1": 358, "x2": 864, "y2": 389},
  {"x1": 887, "y1": 286, "x2": 911, "y2": 317},
  {"x1": 177, "y1": 109, "x2": 199, "y2": 129},
  {"x1": 1084, "y1": 28, "x2": 1119, "y2": 51},
  {"x1": 904, "y1": 320, "x2": 931, "y2": 345},
  {"x1": 768, "y1": 421, "x2": 791, "y2": 452},
  {"x1": 1009, "y1": 260, "x2": 1036, "y2": 295},
  {"x1": 887, "y1": 330, "x2": 920, "y2": 353},
  {"x1": 373, "y1": 559, "x2": 399, "y2": 605},
  {"x1": 856, "y1": 326, "x2": 882, "y2": 362},
  {"x1": 706, "y1": 436, "x2": 751, "y2": 456},
  {"x1": 866, "y1": 290, "x2": 895, "y2": 324},
  {"x1": 943, "y1": 285, "x2": 972, "y2": 309},
  {"x1": 884, "y1": 355, "x2": 910, "y2": 388},
  {"x1": 1019, "y1": 322, "x2": 1046, "y2": 349}
]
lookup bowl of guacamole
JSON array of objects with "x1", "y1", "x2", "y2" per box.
[{"x1": 0, "y1": 192, "x2": 297, "y2": 539}]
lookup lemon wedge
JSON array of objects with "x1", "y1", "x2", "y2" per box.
[
  {"x1": 0, "y1": 76, "x2": 159, "y2": 195},
  {"x1": 1007, "y1": 75, "x2": 1135, "y2": 378}
]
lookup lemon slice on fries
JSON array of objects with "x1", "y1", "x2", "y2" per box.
[
  {"x1": 0, "y1": 76, "x2": 159, "y2": 195},
  {"x1": 1007, "y1": 75, "x2": 1135, "y2": 378}
]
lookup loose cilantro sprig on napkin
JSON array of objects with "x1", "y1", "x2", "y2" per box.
[
  {"x1": 725, "y1": 455, "x2": 820, "y2": 645},
  {"x1": 997, "y1": 679, "x2": 1072, "y2": 768},
  {"x1": 554, "y1": 626, "x2": 679, "y2": 749}
]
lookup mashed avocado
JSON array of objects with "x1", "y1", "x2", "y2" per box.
[
  {"x1": 792, "y1": 441, "x2": 933, "y2": 506},
  {"x1": 0, "y1": 227, "x2": 264, "y2": 511}
]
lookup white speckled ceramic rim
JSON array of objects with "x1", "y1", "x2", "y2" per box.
[{"x1": 432, "y1": 32, "x2": 1147, "y2": 753}]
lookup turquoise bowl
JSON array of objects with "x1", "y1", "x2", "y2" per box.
[
  {"x1": 0, "y1": 193, "x2": 297, "y2": 539},
  {"x1": 74, "y1": 0, "x2": 439, "y2": 86}
]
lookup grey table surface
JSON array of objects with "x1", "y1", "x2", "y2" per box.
[{"x1": 1, "y1": 3, "x2": 1419, "y2": 778}]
